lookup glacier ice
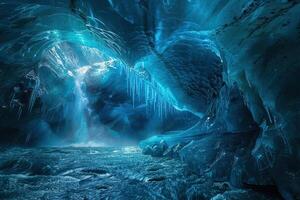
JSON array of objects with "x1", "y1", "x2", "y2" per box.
[{"x1": 0, "y1": 0, "x2": 300, "y2": 199}]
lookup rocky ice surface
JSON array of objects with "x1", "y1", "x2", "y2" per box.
[{"x1": 0, "y1": 147, "x2": 281, "y2": 200}]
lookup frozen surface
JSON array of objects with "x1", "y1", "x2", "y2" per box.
[{"x1": 0, "y1": 147, "x2": 281, "y2": 200}]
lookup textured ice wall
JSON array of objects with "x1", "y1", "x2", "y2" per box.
[
  {"x1": 212, "y1": 2, "x2": 300, "y2": 198},
  {"x1": 112, "y1": 0, "x2": 300, "y2": 198}
]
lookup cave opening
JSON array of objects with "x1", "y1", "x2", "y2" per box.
[{"x1": 32, "y1": 41, "x2": 202, "y2": 146}]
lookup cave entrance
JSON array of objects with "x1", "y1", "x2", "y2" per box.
[{"x1": 35, "y1": 42, "x2": 200, "y2": 146}]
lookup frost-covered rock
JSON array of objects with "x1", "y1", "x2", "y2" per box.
[
  {"x1": 163, "y1": 143, "x2": 187, "y2": 158},
  {"x1": 178, "y1": 131, "x2": 274, "y2": 188},
  {"x1": 142, "y1": 140, "x2": 168, "y2": 157}
]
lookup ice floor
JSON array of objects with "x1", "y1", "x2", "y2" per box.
[{"x1": 0, "y1": 147, "x2": 282, "y2": 200}]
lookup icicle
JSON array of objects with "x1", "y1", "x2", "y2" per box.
[
  {"x1": 17, "y1": 106, "x2": 22, "y2": 120},
  {"x1": 10, "y1": 93, "x2": 15, "y2": 108}
]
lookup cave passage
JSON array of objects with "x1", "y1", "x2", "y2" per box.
[{"x1": 0, "y1": 1, "x2": 300, "y2": 200}]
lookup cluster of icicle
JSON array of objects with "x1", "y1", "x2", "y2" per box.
[
  {"x1": 10, "y1": 70, "x2": 43, "y2": 119},
  {"x1": 119, "y1": 63, "x2": 175, "y2": 119}
]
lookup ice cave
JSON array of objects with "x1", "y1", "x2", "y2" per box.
[{"x1": 0, "y1": 0, "x2": 300, "y2": 199}]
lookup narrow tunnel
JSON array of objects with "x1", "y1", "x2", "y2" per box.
[{"x1": 0, "y1": 1, "x2": 299, "y2": 199}]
